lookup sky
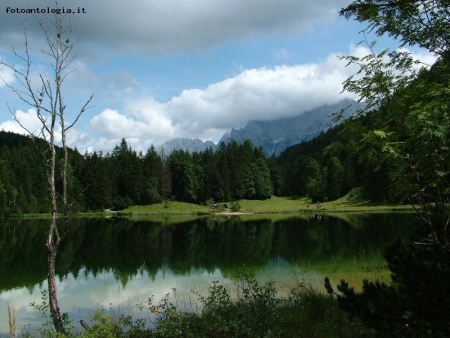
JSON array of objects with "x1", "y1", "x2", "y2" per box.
[{"x1": 0, "y1": 0, "x2": 436, "y2": 153}]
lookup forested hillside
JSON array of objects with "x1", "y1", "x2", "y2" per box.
[
  {"x1": 277, "y1": 112, "x2": 390, "y2": 203},
  {"x1": 6, "y1": 48, "x2": 446, "y2": 216},
  {"x1": 6, "y1": 60, "x2": 445, "y2": 217},
  {"x1": 0, "y1": 104, "x2": 400, "y2": 216},
  {"x1": 0, "y1": 133, "x2": 278, "y2": 214}
]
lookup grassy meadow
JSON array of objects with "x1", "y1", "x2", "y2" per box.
[{"x1": 109, "y1": 189, "x2": 414, "y2": 217}]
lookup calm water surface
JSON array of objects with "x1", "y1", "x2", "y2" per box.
[{"x1": 0, "y1": 213, "x2": 415, "y2": 335}]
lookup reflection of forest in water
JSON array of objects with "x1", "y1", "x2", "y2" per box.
[{"x1": 0, "y1": 214, "x2": 414, "y2": 292}]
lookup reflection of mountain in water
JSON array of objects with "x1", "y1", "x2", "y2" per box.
[{"x1": 0, "y1": 214, "x2": 414, "y2": 292}]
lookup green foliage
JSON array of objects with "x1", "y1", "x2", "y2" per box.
[
  {"x1": 305, "y1": 159, "x2": 325, "y2": 202},
  {"x1": 148, "y1": 267, "x2": 371, "y2": 337},
  {"x1": 85, "y1": 312, "x2": 123, "y2": 337},
  {"x1": 0, "y1": 132, "x2": 283, "y2": 213},
  {"x1": 326, "y1": 0, "x2": 450, "y2": 336},
  {"x1": 168, "y1": 149, "x2": 199, "y2": 203},
  {"x1": 338, "y1": 0, "x2": 450, "y2": 248},
  {"x1": 26, "y1": 290, "x2": 73, "y2": 338},
  {"x1": 84, "y1": 311, "x2": 151, "y2": 338},
  {"x1": 326, "y1": 157, "x2": 345, "y2": 200}
]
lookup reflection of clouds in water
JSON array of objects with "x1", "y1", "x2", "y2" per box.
[
  {"x1": 87, "y1": 268, "x2": 226, "y2": 309},
  {"x1": 0, "y1": 284, "x2": 44, "y2": 312},
  {"x1": 0, "y1": 264, "x2": 304, "y2": 334},
  {"x1": 0, "y1": 267, "x2": 228, "y2": 334}
]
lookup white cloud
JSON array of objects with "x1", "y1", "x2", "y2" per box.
[
  {"x1": 3, "y1": 41, "x2": 436, "y2": 154},
  {"x1": 0, "y1": 109, "x2": 42, "y2": 135},
  {"x1": 0, "y1": 108, "x2": 91, "y2": 151},
  {"x1": 161, "y1": 51, "x2": 358, "y2": 127},
  {"x1": 90, "y1": 109, "x2": 150, "y2": 139},
  {"x1": 87, "y1": 48, "x2": 360, "y2": 151},
  {"x1": 88, "y1": 107, "x2": 172, "y2": 152},
  {"x1": 86, "y1": 43, "x2": 436, "y2": 153}
]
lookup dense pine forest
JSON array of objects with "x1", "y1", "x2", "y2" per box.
[
  {"x1": 0, "y1": 108, "x2": 395, "y2": 216},
  {"x1": 1, "y1": 53, "x2": 448, "y2": 215}
]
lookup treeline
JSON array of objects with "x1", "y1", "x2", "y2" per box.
[
  {"x1": 0, "y1": 109, "x2": 400, "y2": 215},
  {"x1": 0, "y1": 106, "x2": 404, "y2": 215},
  {"x1": 0, "y1": 134, "x2": 277, "y2": 214}
]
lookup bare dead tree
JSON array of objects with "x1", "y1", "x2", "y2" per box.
[{"x1": 0, "y1": 5, "x2": 93, "y2": 334}]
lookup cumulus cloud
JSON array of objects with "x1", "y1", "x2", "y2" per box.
[
  {"x1": 87, "y1": 49, "x2": 359, "y2": 151},
  {"x1": 0, "y1": 108, "x2": 91, "y2": 150},
  {"x1": 0, "y1": 109, "x2": 42, "y2": 135},
  {"x1": 1, "y1": 0, "x2": 349, "y2": 56},
  {"x1": 90, "y1": 109, "x2": 149, "y2": 139},
  {"x1": 86, "y1": 44, "x2": 437, "y2": 153}
]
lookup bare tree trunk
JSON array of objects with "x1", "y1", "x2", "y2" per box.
[
  {"x1": 48, "y1": 246, "x2": 65, "y2": 333},
  {"x1": 0, "y1": 2, "x2": 93, "y2": 333},
  {"x1": 46, "y1": 137, "x2": 66, "y2": 333}
]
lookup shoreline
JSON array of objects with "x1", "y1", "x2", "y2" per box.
[
  {"x1": 6, "y1": 205, "x2": 415, "y2": 219},
  {"x1": 2, "y1": 194, "x2": 417, "y2": 218}
]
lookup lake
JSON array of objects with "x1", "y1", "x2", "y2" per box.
[{"x1": 0, "y1": 213, "x2": 415, "y2": 335}]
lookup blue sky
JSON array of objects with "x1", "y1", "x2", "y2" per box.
[{"x1": 0, "y1": 0, "x2": 435, "y2": 153}]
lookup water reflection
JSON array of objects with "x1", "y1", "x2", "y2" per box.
[{"x1": 0, "y1": 213, "x2": 414, "y2": 334}]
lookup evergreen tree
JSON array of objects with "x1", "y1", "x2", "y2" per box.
[
  {"x1": 305, "y1": 158, "x2": 325, "y2": 202},
  {"x1": 325, "y1": 157, "x2": 345, "y2": 200},
  {"x1": 168, "y1": 149, "x2": 199, "y2": 203},
  {"x1": 252, "y1": 158, "x2": 273, "y2": 199},
  {"x1": 142, "y1": 145, "x2": 162, "y2": 204},
  {"x1": 82, "y1": 151, "x2": 113, "y2": 210}
]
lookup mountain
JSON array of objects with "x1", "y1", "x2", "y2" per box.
[
  {"x1": 218, "y1": 99, "x2": 362, "y2": 156},
  {"x1": 158, "y1": 137, "x2": 216, "y2": 154},
  {"x1": 158, "y1": 99, "x2": 363, "y2": 156}
]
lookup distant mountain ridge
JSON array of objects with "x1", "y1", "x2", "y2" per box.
[
  {"x1": 159, "y1": 99, "x2": 363, "y2": 156},
  {"x1": 158, "y1": 137, "x2": 216, "y2": 154}
]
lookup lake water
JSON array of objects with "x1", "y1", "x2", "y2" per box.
[{"x1": 0, "y1": 213, "x2": 415, "y2": 335}]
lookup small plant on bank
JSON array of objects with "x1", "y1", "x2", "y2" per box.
[
  {"x1": 82, "y1": 310, "x2": 151, "y2": 338},
  {"x1": 23, "y1": 290, "x2": 73, "y2": 337},
  {"x1": 149, "y1": 267, "x2": 374, "y2": 337}
]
